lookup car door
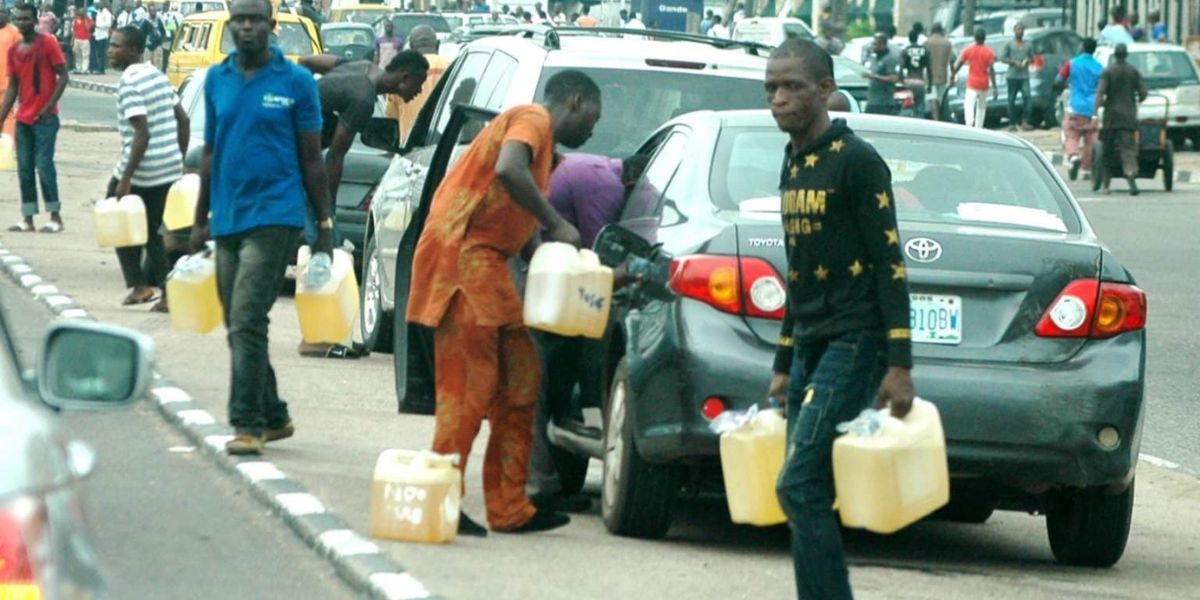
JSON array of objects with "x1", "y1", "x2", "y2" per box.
[{"x1": 393, "y1": 106, "x2": 499, "y2": 415}]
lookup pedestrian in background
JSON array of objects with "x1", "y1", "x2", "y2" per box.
[
  {"x1": 36, "y1": 2, "x2": 55, "y2": 35},
  {"x1": 700, "y1": 9, "x2": 713, "y2": 35},
  {"x1": 815, "y1": 23, "x2": 845, "y2": 56},
  {"x1": 1098, "y1": 6, "x2": 1135, "y2": 45},
  {"x1": 392, "y1": 25, "x2": 449, "y2": 144},
  {"x1": 1001, "y1": 23, "x2": 1033, "y2": 130},
  {"x1": 1095, "y1": 43, "x2": 1147, "y2": 196},
  {"x1": 1057, "y1": 37, "x2": 1103, "y2": 181},
  {"x1": 0, "y1": 2, "x2": 69, "y2": 233},
  {"x1": 55, "y1": 6, "x2": 73, "y2": 73},
  {"x1": 162, "y1": 5, "x2": 182, "y2": 71},
  {"x1": 707, "y1": 14, "x2": 728, "y2": 38},
  {"x1": 574, "y1": 5, "x2": 596, "y2": 27},
  {"x1": 864, "y1": 33, "x2": 899, "y2": 115},
  {"x1": 93, "y1": 0, "x2": 113, "y2": 74},
  {"x1": 107, "y1": 24, "x2": 188, "y2": 310},
  {"x1": 72, "y1": 7, "x2": 92, "y2": 74},
  {"x1": 405, "y1": 71, "x2": 602, "y2": 536},
  {"x1": 952, "y1": 28, "x2": 996, "y2": 128},
  {"x1": 764, "y1": 38, "x2": 915, "y2": 600},
  {"x1": 372, "y1": 18, "x2": 402, "y2": 69},
  {"x1": 190, "y1": 0, "x2": 335, "y2": 455},
  {"x1": 141, "y1": 6, "x2": 165, "y2": 69},
  {"x1": 902, "y1": 26, "x2": 928, "y2": 118},
  {"x1": 299, "y1": 0, "x2": 323, "y2": 24},
  {"x1": 1149, "y1": 10, "x2": 1167, "y2": 42},
  {"x1": 924, "y1": 22, "x2": 953, "y2": 121},
  {"x1": 0, "y1": 7, "x2": 20, "y2": 139}
]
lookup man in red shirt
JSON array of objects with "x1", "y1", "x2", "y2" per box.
[
  {"x1": 71, "y1": 9, "x2": 91, "y2": 74},
  {"x1": 951, "y1": 28, "x2": 997, "y2": 128},
  {"x1": 0, "y1": 3, "x2": 69, "y2": 233}
]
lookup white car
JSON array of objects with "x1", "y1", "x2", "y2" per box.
[
  {"x1": 1094, "y1": 43, "x2": 1200, "y2": 147},
  {"x1": 730, "y1": 16, "x2": 814, "y2": 47}
]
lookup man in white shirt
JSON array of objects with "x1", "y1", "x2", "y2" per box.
[
  {"x1": 707, "y1": 14, "x2": 729, "y2": 38},
  {"x1": 625, "y1": 11, "x2": 645, "y2": 29},
  {"x1": 93, "y1": 0, "x2": 114, "y2": 75},
  {"x1": 1098, "y1": 6, "x2": 1135, "y2": 45}
]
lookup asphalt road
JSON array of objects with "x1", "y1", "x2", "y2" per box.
[
  {"x1": 60, "y1": 88, "x2": 117, "y2": 128},
  {"x1": 0, "y1": 280, "x2": 357, "y2": 600}
]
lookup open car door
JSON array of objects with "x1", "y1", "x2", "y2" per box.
[{"x1": 392, "y1": 105, "x2": 499, "y2": 414}]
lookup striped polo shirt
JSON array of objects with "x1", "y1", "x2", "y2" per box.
[{"x1": 114, "y1": 63, "x2": 183, "y2": 188}]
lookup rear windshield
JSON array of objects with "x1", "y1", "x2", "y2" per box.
[
  {"x1": 338, "y1": 9, "x2": 391, "y2": 25},
  {"x1": 323, "y1": 27, "x2": 374, "y2": 47},
  {"x1": 382, "y1": 14, "x2": 452, "y2": 36},
  {"x1": 535, "y1": 67, "x2": 765, "y2": 157},
  {"x1": 1120, "y1": 51, "x2": 1200, "y2": 87},
  {"x1": 221, "y1": 22, "x2": 317, "y2": 55},
  {"x1": 710, "y1": 127, "x2": 1081, "y2": 233}
]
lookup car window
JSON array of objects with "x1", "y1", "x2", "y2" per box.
[
  {"x1": 834, "y1": 57, "x2": 869, "y2": 86},
  {"x1": 430, "y1": 51, "x2": 491, "y2": 145},
  {"x1": 221, "y1": 21, "x2": 316, "y2": 55},
  {"x1": 340, "y1": 9, "x2": 389, "y2": 24},
  {"x1": 444, "y1": 15, "x2": 463, "y2": 28},
  {"x1": 709, "y1": 127, "x2": 1081, "y2": 233},
  {"x1": 621, "y1": 131, "x2": 688, "y2": 241},
  {"x1": 323, "y1": 27, "x2": 374, "y2": 47},
  {"x1": 474, "y1": 52, "x2": 518, "y2": 111},
  {"x1": 1124, "y1": 51, "x2": 1200, "y2": 86},
  {"x1": 381, "y1": 14, "x2": 452, "y2": 38},
  {"x1": 782, "y1": 23, "x2": 813, "y2": 41},
  {"x1": 535, "y1": 67, "x2": 764, "y2": 157}
]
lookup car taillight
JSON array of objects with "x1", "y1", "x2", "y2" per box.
[
  {"x1": 0, "y1": 495, "x2": 46, "y2": 593},
  {"x1": 668, "y1": 255, "x2": 787, "y2": 320},
  {"x1": 1035, "y1": 279, "x2": 1147, "y2": 339}
]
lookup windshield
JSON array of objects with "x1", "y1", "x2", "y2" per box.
[
  {"x1": 1122, "y1": 51, "x2": 1200, "y2": 87},
  {"x1": 834, "y1": 57, "x2": 869, "y2": 86},
  {"x1": 710, "y1": 127, "x2": 1080, "y2": 233},
  {"x1": 339, "y1": 9, "x2": 390, "y2": 24},
  {"x1": 323, "y1": 27, "x2": 374, "y2": 47},
  {"x1": 444, "y1": 15, "x2": 463, "y2": 28},
  {"x1": 535, "y1": 67, "x2": 765, "y2": 157},
  {"x1": 222, "y1": 22, "x2": 317, "y2": 55},
  {"x1": 382, "y1": 14, "x2": 452, "y2": 36}
]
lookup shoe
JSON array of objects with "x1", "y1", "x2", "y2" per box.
[
  {"x1": 458, "y1": 513, "x2": 489, "y2": 537},
  {"x1": 1068, "y1": 155, "x2": 1081, "y2": 180},
  {"x1": 7, "y1": 220, "x2": 33, "y2": 232},
  {"x1": 38, "y1": 220, "x2": 63, "y2": 233},
  {"x1": 1128, "y1": 178, "x2": 1140, "y2": 196},
  {"x1": 122, "y1": 287, "x2": 158, "y2": 306},
  {"x1": 501, "y1": 510, "x2": 570, "y2": 534},
  {"x1": 531, "y1": 492, "x2": 592, "y2": 514},
  {"x1": 226, "y1": 432, "x2": 264, "y2": 455},
  {"x1": 150, "y1": 298, "x2": 169, "y2": 313},
  {"x1": 263, "y1": 420, "x2": 294, "y2": 443},
  {"x1": 1081, "y1": 169, "x2": 1092, "y2": 181}
]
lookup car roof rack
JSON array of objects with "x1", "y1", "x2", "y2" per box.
[
  {"x1": 495, "y1": 24, "x2": 562, "y2": 50},
  {"x1": 554, "y1": 26, "x2": 772, "y2": 56}
]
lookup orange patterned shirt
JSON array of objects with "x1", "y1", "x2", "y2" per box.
[{"x1": 406, "y1": 104, "x2": 555, "y2": 328}]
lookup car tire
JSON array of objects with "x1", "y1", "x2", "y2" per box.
[
  {"x1": 1045, "y1": 481, "x2": 1134, "y2": 568},
  {"x1": 360, "y1": 235, "x2": 394, "y2": 354},
  {"x1": 601, "y1": 357, "x2": 678, "y2": 539},
  {"x1": 1091, "y1": 140, "x2": 1105, "y2": 192},
  {"x1": 1163, "y1": 140, "x2": 1175, "y2": 192}
]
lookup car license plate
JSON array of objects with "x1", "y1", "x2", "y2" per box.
[{"x1": 909, "y1": 294, "x2": 962, "y2": 345}]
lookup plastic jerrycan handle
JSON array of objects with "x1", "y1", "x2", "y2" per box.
[{"x1": 578, "y1": 248, "x2": 601, "y2": 267}]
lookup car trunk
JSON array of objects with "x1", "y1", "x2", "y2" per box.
[{"x1": 733, "y1": 219, "x2": 1102, "y2": 364}]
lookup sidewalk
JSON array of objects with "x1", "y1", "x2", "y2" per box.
[
  {"x1": 1014, "y1": 126, "x2": 1200, "y2": 183},
  {"x1": 69, "y1": 71, "x2": 121, "y2": 95}
]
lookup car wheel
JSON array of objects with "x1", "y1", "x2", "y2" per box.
[
  {"x1": 550, "y1": 444, "x2": 589, "y2": 496},
  {"x1": 1163, "y1": 140, "x2": 1175, "y2": 192},
  {"x1": 933, "y1": 498, "x2": 995, "y2": 524},
  {"x1": 1091, "y1": 140, "x2": 1105, "y2": 192},
  {"x1": 602, "y1": 357, "x2": 678, "y2": 539},
  {"x1": 360, "y1": 235, "x2": 394, "y2": 354},
  {"x1": 1045, "y1": 481, "x2": 1134, "y2": 567}
]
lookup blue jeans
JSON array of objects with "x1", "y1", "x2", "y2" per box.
[
  {"x1": 215, "y1": 226, "x2": 296, "y2": 434},
  {"x1": 1007, "y1": 77, "x2": 1031, "y2": 126},
  {"x1": 92, "y1": 38, "x2": 108, "y2": 74},
  {"x1": 15, "y1": 115, "x2": 61, "y2": 218},
  {"x1": 776, "y1": 330, "x2": 889, "y2": 600}
]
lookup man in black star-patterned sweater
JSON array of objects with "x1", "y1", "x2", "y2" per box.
[{"x1": 764, "y1": 39, "x2": 916, "y2": 600}]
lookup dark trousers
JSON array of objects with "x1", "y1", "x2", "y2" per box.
[
  {"x1": 162, "y1": 47, "x2": 171, "y2": 71},
  {"x1": 93, "y1": 38, "x2": 108, "y2": 74},
  {"x1": 1102, "y1": 128, "x2": 1139, "y2": 179},
  {"x1": 215, "y1": 226, "x2": 295, "y2": 435},
  {"x1": 776, "y1": 330, "x2": 889, "y2": 600},
  {"x1": 528, "y1": 332, "x2": 605, "y2": 494},
  {"x1": 106, "y1": 177, "x2": 171, "y2": 290},
  {"x1": 864, "y1": 103, "x2": 898, "y2": 116},
  {"x1": 1006, "y1": 77, "x2": 1031, "y2": 126},
  {"x1": 15, "y1": 116, "x2": 61, "y2": 217}
]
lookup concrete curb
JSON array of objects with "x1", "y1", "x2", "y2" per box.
[
  {"x1": 0, "y1": 241, "x2": 442, "y2": 600},
  {"x1": 68, "y1": 77, "x2": 118, "y2": 95},
  {"x1": 1039, "y1": 148, "x2": 1198, "y2": 184}
]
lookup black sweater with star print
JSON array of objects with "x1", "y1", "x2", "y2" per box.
[{"x1": 772, "y1": 119, "x2": 913, "y2": 372}]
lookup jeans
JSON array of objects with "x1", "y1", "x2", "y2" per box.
[
  {"x1": 776, "y1": 330, "x2": 889, "y2": 600},
  {"x1": 1006, "y1": 77, "x2": 1031, "y2": 126},
  {"x1": 93, "y1": 38, "x2": 108, "y2": 73},
  {"x1": 107, "y1": 177, "x2": 170, "y2": 290},
  {"x1": 215, "y1": 226, "x2": 296, "y2": 435},
  {"x1": 15, "y1": 116, "x2": 61, "y2": 218}
]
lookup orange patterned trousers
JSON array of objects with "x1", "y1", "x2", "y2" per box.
[{"x1": 433, "y1": 293, "x2": 540, "y2": 530}]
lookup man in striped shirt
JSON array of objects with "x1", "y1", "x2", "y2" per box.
[{"x1": 107, "y1": 24, "x2": 189, "y2": 309}]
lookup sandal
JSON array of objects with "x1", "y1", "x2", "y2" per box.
[
  {"x1": 7, "y1": 221, "x2": 33, "y2": 232},
  {"x1": 150, "y1": 299, "x2": 169, "y2": 313},
  {"x1": 38, "y1": 221, "x2": 63, "y2": 233},
  {"x1": 122, "y1": 289, "x2": 158, "y2": 306},
  {"x1": 298, "y1": 342, "x2": 362, "y2": 359}
]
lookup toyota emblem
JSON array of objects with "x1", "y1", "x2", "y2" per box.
[{"x1": 904, "y1": 237, "x2": 943, "y2": 263}]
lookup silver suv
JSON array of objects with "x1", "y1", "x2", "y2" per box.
[{"x1": 359, "y1": 28, "x2": 772, "y2": 359}]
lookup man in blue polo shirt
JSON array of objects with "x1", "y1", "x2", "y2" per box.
[
  {"x1": 1056, "y1": 37, "x2": 1104, "y2": 180},
  {"x1": 190, "y1": 0, "x2": 335, "y2": 456}
]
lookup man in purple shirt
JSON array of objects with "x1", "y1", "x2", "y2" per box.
[
  {"x1": 528, "y1": 152, "x2": 647, "y2": 513},
  {"x1": 373, "y1": 19, "x2": 404, "y2": 69}
]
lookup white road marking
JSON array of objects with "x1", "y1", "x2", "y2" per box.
[
  {"x1": 45, "y1": 294, "x2": 71, "y2": 307},
  {"x1": 1139, "y1": 453, "x2": 1181, "y2": 470},
  {"x1": 317, "y1": 529, "x2": 381, "y2": 557},
  {"x1": 58, "y1": 308, "x2": 89, "y2": 319},
  {"x1": 176, "y1": 409, "x2": 215, "y2": 426},
  {"x1": 153, "y1": 386, "x2": 192, "y2": 405},
  {"x1": 168, "y1": 446, "x2": 196, "y2": 453},
  {"x1": 30, "y1": 284, "x2": 58, "y2": 297},
  {"x1": 10, "y1": 264, "x2": 32, "y2": 275},
  {"x1": 237, "y1": 461, "x2": 286, "y2": 481},
  {"x1": 370, "y1": 573, "x2": 432, "y2": 600},
  {"x1": 19, "y1": 274, "x2": 41, "y2": 287},
  {"x1": 204, "y1": 434, "x2": 234, "y2": 452},
  {"x1": 275, "y1": 492, "x2": 326, "y2": 516}
]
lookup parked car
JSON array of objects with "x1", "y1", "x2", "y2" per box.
[
  {"x1": 1094, "y1": 43, "x2": 1200, "y2": 149},
  {"x1": 1, "y1": 312, "x2": 156, "y2": 597},
  {"x1": 943, "y1": 28, "x2": 1080, "y2": 127},
  {"x1": 356, "y1": 29, "x2": 775, "y2": 395},
  {"x1": 373, "y1": 12, "x2": 453, "y2": 42},
  {"x1": 730, "y1": 16, "x2": 814, "y2": 47},
  {"x1": 174, "y1": 0, "x2": 228, "y2": 16},
  {"x1": 167, "y1": 10, "x2": 322, "y2": 88},
  {"x1": 441, "y1": 11, "x2": 520, "y2": 30},
  {"x1": 320, "y1": 22, "x2": 377, "y2": 62},
  {"x1": 329, "y1": 3, "x2": 393, "y2": 24},
  {"x1": 950, "y1": 8, "x2": 1069, "y2": 37},
  {"x1": 836, "y1": 55, "x2": 915, "y2": 116}
]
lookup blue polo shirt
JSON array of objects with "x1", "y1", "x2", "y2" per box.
[{"x1": 203, "y1": 46, "x2": 322, "y2": 237}]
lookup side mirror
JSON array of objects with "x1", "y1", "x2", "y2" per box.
[
  {"x1": 593, "y1": 223, "x2": 654, "y2": 267},
  {"x1": 184, "y1": 143, "x2": 205, "y2": 172},
  {"x1": 38, "y1": 321, "x2": 156, "y2": 410},
  {"x1": 361, "y1": 116, "x2": 401, "y2": 153}
]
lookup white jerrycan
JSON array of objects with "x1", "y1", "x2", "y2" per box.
[
  {"x1": 523, "y1": 242, "x2": 614, "y2": 339},
  {"x1": 369, "y1": 449, "x2": 461, "y2": 544},
  {"x1": 94, "y1": 195, "x2": 148, "y2": 248}
]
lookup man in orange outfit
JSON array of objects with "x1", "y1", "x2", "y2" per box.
[
  {"x1": 406, "y1": 70, "x2": 601, "y2": 536},
  {"x1": 0, "y1": 6, "x2": 21, "y2": 138}
]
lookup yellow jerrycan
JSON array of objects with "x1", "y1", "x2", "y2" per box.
[
  {"x1": 163, "y1": 173, "x2": 200, "y2": 231},
  {"x1": 165, "y1": 246, "x2": 223, "y2": 334},
  {"x1": 369, "y1": 449, "x2": 461, "y2": 544},
  {"x1": 94, "y1": 195, "x2": 148, "y2": 248},
  {"x1": 719, "y1": 408, "x2": 788, "y2": 526},
  {"x1": 295, "y1": 246, "x2": 359, "y2": 344},
  {"x1": 833, "y1": 398, "x2": 950, "y2": 534},
  {"x1": 523, "y1": 242, "x2": 614, "y2": 339},
  {"x1": 0, "y1": 134, "x2": 15, "y2": 171}
]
